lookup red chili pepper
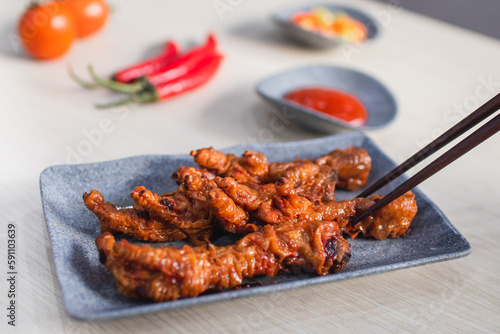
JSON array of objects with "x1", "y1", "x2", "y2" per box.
[
  {"x1": 147, "y1": 35, "x2": 216, "y2": 86},
  {"x1": 96, "y1": 54, "x2": 223, "y2": 108},
  {"x1": 155, "y1": 53, "x2": 222, "y2": 99},
  {"x1": 89, "y1": 34, "x2": 217, "y2": 94},
  {"x1": 113, "y1": 41, "x2": 179, "y2": 83}
]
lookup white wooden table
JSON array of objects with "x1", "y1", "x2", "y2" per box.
[{"x1": 1, "y1": 0, "x2": 499, "y2": 332}]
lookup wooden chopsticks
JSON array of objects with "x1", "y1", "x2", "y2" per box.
[{"x1": 351, "y1": 92, "x2": 500, "y2": 226}]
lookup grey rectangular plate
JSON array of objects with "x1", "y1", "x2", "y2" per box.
[{"x1": 40, "y1": 132, "x2": 471, "y2": 321}]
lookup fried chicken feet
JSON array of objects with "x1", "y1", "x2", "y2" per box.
[
  {"x1": 350, "y1": 192, "x2": 417, "y2": 239},
  {"x1": 209, "y1": 175, "x2": 417, "y2": 239},
  {"x1": 84, "y1": 146, "x2": 373, "y2": 243},
  {"x1": 96, "y1": 220, "x2": 350, "y2": 301},
  {"x1": 86, "y1": 145, "x2": 419, "y2": 303},
  {"x1": 83, "y1": 190, "x2": 186, "y2": 242},
  {"x1": 191, "y1": 145, "x2": 371, "y2": 192}
]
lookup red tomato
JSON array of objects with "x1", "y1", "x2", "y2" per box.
[
  {"x1": 64, "y1": 0, "x2": 109, "y2": 38},
  {"x1": 18, "y1": 2, "x2": 76, "y2": 60}
]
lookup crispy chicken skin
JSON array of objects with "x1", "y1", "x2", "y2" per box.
[{"x1": 96, "y1": 220, "x2": 350, "y2": 301}]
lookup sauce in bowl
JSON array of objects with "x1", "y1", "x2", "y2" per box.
[{"x1": 284, "y1": 87, "x2": 368, "y2": 126}]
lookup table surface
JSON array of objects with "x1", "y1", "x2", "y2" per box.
[
  {"x1": 1, "y1": 0, "x2": 499, "y2": 333},
  {"x1": 372, "y1": 0, "x2": 500, "y2": 40}
]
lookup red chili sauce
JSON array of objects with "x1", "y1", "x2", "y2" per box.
[{"x1": 284, "y1": 87, "x2": 368, "y2": 126}]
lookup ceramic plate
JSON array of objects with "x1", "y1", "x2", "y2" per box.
[
  {"x1": 272, "y1": 3, "x2": 379, "y2": 48},
  {"x1": 40, "y1": 132, "x2": 470, "y2": 320},
  {"x1": 256, "y1": 65, "x2": 397, "y2": 133}
]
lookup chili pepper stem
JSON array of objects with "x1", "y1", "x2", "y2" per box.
[
  {"x1": 67, "y1": 64, "x2": 100, "y2": 89},
  {"x1": 95, "y1": 91, "x2": 158, "y2": 109},
  {"x1": 88, "y1": 65, "x2": 146, "y2": 94}
]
